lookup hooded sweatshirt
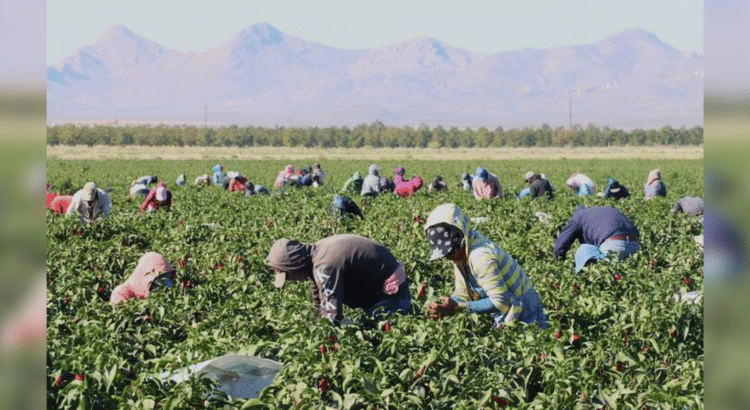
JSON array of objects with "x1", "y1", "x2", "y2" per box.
[
  {"x1": 110, "y1": 252, "x2": 175, "y2": 304},
  {"x1": 361, "y1": 164, "x2": 382, "y2": 196},
  {"x1": 266, "y1": 235, "x2": 403, "y2": 322},
  {"x1": 424, "y1": 204, "x2": 536, "y2": 319}
]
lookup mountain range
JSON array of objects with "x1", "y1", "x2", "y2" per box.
[{"x1": 47, "y1": 23, "x2": 703, "y2": 129}]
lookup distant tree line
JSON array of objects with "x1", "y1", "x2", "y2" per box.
[{"x1": 46, "y1": 122, "x2": 703, "y2": 148}]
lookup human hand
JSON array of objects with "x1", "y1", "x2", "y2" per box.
[{"x1": 426, "y1": 297, "x2": 459, "y2": 320}]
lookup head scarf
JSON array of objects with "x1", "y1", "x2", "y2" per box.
[
  {"x1": 475, "y1": 167, "x2": 488, "y2": 182},
  {"x1": 369, "y1": 164, "x2": 380, "y2": 176},
  {"x1": 426, "y1": 223, "x2": 464, "y2": 260},
  {"x1": 266, "y1": 239, "x2": 314, "y2": 288},
  {"x1": 647, "y1": 169, "x2": 661, "y2": 185}
]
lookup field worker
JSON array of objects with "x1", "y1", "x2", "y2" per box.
[
  {"x1": 423, "y1": 203, "x2": 548, "y2": 329},
  {"x1": 524, "y1": 171, "x2": 554, "y2": 200},
  {"x1": 311, "y1": 163, "x2": 326, "y2": 187},
  {"x1": 110, "y1": 252, "x2": 176, "y2": 305},
  {"x1": 427, "y1": 175, "x2": 448, "y2": 192},
  {"x1": 342, "y1": 172, "x2": 364, "y2": 196},
  {"x1": 361, "y1": 164, "x2": 382, "y2": 197},
  {"x1": 212, "y1": 165, "x2": 225, "y2": 185},
  {"x1": 671, "y1": 196, "x2": 703, "y2": 216},
  {"x1": 266, "y1": 234, "x2": 410, "y2": 324},
  {"x1": 275, "y1": 165, "x2": 295, "y2": 188},
  {"x1": 395, "y1": 175, "x2": 424, "y2": 197},
  {"x1": 394, "y1": 166, "x2": 408, "y2": 185},
  {"x1": 553, "y1": 205, "x2": 640, "y2": 273},
  {"x1": 644, "y1": 168, "x2": 667, "y2": 200},
  {"x1": 603, "y1": 177, "x2": 630, "y2": 200},
  {"x1": 48, "y1": 195, "x2": 73, "y2": 215},
  {"x1": 472, "y1": 167, "x2": 503, "y2": 200},
  {"x1": 566, "y1": 172, "x2": 595, "y2": 196},
  {"x1": 129, "y1": 180, "x2": 150, "y2": 199},
  {"x1": 380, "y1": 177, "x2": 395, "y2": 193},
  {"x1": 229, "y1": 174, "x2": 248, "y2": 192},
  {"x1": 136, "y1": 175, "x2": 158, "y2": 186},
  {"x1": 460, "y1": 173, "x2": 474, "y2": 191},
  {"x1": 140, "y1": 182, "x2": 172, "y2": 213},
  {"x1": 176, "y1": 174, "x2": 186, "y2": 187},
  {"x1": 295, "y1": 166, "x2": 314, "y2": 187},
  {"x1": 66, "y1": 182, "x2": 111, "y2": 224},
  {"x1": 194, "y1": 174, "x2": 211, "y2": 186},
  {"x1": 329, "y1": 195, "x2": 364, "y2": 219},
  {"x1": 244, "y1": 181, "x2": 270, "y2": 196}
]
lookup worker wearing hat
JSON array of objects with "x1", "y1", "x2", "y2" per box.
[
  {"x1": 423, "y1": 203, "x2": 547, "y2": 328},
  {"x1": 523, "y1": 171, "x2": 554, "y2": 200},
  {"x1": 266, "y1": 234, "x2": 410, "y2": 324},
  {"x1": 66, "y1": 182, "x2": 111, "y2": 224},
  {"x1": 472, "y1": 166, "x2": 503, "y2": 200}
]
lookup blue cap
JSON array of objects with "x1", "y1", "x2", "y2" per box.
[
  {"x1": 475, "y1": 167, "x2": 488, "y2": 182},
  {"x1": 575, "y1": 244, "x2": 606, "y2": 273}
]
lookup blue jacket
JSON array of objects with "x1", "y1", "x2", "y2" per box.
[{"x1": 553, "y1": 206, "x2": 639, "y2": 260}]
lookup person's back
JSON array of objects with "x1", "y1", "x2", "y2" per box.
[
  {"x1": 472, "y1": 167, "x2": 502, "y2": 199},
  {"x1": 176, "y1": 174, "x2": 186, "y2": 186},
  {"x1": 604, "y1": 178, "x2": 630, "y2": 200},
  {"x1": 49, "y1": 195, "x2": 73, "y2": 215},
  {"x1": 553, "y1": 206, "x2": 639, "y2": 258},
  {"x1": 361, "y1": 164, "x2": 382, "y2": 197},
  {"x1": 528, "y1": 175, "x2": 553, "y2": 199},
  {"x1": 644, "y1": 168, "x2": 667, "y2": 200},
  {"x1": 311, "y1": 234, "x2": 399, "y2": 310},
  {"x1": 395, "y1": 176, "x2": 424, "y2": 197},
  {"x1": 342, "y1": 173, "x2": 364, "y2": 195},
  {"x1": 672, "y1": 196, "x2": 703, "y2": 215}
]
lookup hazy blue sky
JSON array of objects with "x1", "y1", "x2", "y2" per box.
[{"x1": 48, "y1": 0, "x2": 703, "y2": 65}]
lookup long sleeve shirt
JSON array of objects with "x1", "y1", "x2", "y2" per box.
[
  {"x1": 528, "y1": 175, "x2": 554, "y2": 199},
  {"x1": 309, "y1": 235, "x2": 401, "y2": 322},
  {"x1": 394, "y1": 176, "x2": 423, "y2": 197},
  {"x1": 66, "y1": 189, "x2": 111, "y2": 223},
  {"x1": 553, "y1": 206, "x2": 639, "y2": 260},
  {"x1": 140, "y1": 189, "x2": 172, "y2": 213},
  {"x1": 361, "y1": 174, "x2": 382, "y2": 196},
  {"x1": 451, "y1": 230, "x2": 532, "y2": 317},
  {"x1": 644, "y1": 180, "x2": 667, "y2": 199},
  {"x1": 672, "y1": 196, "x2": 703, "y2": 215},
  {"x1": 472, "y1": 173, "x2": 503, "y2": 199}
]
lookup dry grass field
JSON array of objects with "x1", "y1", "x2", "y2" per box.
[{"x1": 47, "y1": 145, "x2": 703, "y2": 161}]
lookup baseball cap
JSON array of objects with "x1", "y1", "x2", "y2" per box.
[
  {"x1": 525, "y1": 171, "x2": 535, "y2": 182},
  {"x1": 82, "y1": 182, "x2": 98, "y2": 201}
]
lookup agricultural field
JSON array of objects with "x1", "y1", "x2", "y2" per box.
[{"x1": 46, "y1": 157, "x2": 703, "y2": 409}]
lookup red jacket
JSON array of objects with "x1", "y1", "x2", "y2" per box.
[
  {"x1": 140, "y1": 183, "x2": 172, "y2": 213},
  {"x1": 395, "y1": 176, "x2": 424, "y2": 197}
]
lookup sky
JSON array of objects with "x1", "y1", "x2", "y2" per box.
[{"x1": 47, "y1": 0, "x2": 703, "y2": 65}]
